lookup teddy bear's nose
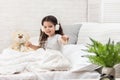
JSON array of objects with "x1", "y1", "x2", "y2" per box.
[{"x1": 18, "y1": 35, "x2": 23, "y2": 39}]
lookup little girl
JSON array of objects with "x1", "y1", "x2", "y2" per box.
[
  {"x1": 25, "y1": 15, "x2": 71, "y2": 71},
  {"x1": 26, "y1": 15, "x2": 69, "y2": 51}
]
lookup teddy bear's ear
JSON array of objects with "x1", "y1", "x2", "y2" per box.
[{"x1": 11, "y1": 31, "x2": 18, "y2": 41}]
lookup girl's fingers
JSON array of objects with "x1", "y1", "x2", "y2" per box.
[{"x1": 61, "y1": 35, "x2": 69, "y2": 41}]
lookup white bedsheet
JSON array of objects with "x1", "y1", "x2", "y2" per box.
[{"x1": 0, "y1": 44, "x2": 100, "y2": 80}]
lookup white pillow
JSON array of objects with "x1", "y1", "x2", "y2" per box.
[
  {"x1": 62, "y1": 44, "x2": 90, "y2": 66},
  {"x1": 77, "y1": 23, "x2": 102, "y2": 45}
]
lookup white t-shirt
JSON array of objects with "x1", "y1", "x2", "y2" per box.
[{"x1": 45, "y1": 34, "x2": 63, "y2": 51}]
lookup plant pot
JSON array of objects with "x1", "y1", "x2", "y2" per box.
[{"x1": 100, "y1": 67, "x2": 115, "y2": 80}]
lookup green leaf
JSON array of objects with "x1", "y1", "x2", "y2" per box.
[{"x1": 84, "y1": 38, "x2": 120, "y2": 67}]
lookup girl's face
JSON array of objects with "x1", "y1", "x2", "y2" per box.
[{"x1": 43, "y1": 21, "x2": 55, "y2": 37}]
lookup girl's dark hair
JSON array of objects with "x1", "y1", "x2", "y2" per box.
[{"x1": 39, "y1": 15, "x2": 64, "y2": 48}]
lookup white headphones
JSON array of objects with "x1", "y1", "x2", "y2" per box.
[
  {"x1": 41, "y1": 26, "x2": 44, "y2": 32},
  {"x1": 55, "y1": 24, "x2": 60, "y2": 31}
]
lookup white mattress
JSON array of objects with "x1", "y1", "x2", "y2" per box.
[{"x1": 0, "y1": 71, "x2": 100, "y2": 80}]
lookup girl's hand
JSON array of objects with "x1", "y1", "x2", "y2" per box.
[
  {"x1": 61, "y1": 35, "x2": 69, "y2": 41},
  {"x1": 60, "y1": 35, "x2": 69, "y2": 44},
  {"x1": 25, "y1": 41, "x2": 32, "y2": 47}
]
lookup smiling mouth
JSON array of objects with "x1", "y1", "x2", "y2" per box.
[{"x1": 46, "y1": 31, "x2": 51, "y2": 33}]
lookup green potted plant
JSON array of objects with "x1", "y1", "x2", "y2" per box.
[{"x1": 85, "y1": 38, "x2": 120, "y2": 80}]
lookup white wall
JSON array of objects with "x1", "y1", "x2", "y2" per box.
[
  {"x1": 101, "y1": 0, "x2": 120, "y2": 23},
  {"x1": 88, "y1": 0, "x2": 101, "y2": 22},
  {"x1": 0, "y1": 0, "x2": 87, "y2": 52},
  {"x1": 88, "y1": 0, "x2": 120, "y2": 23}
]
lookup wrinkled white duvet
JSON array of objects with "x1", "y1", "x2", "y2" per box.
[{"x1": 0, "y1": 48, "x2": 71, "y2": 75}]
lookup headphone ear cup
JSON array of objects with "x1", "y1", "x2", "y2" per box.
[
  {"x1": 41, "y1": 26, "x2": 44, "y2": 32},
  {"x1": 55, "y1": 24, "x2": 60, "y2": 31}
]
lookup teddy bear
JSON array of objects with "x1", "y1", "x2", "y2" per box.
[{"x1": 11, "y1": 31, "x2": 33, "y2": 52}]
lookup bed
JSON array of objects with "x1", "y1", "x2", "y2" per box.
[
  {"x1": 0, "y1": 44, "x2": 100, "y2": 80},
  {"x1": 0, "y1": 23, "x2": 120, "y2": 80}
]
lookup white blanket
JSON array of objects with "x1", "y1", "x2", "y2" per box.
[
  {"x1": 0, "y1": 44, "x2": 101, "y2": 80},
  {"x1": 0, "y1": 48, "x2": 71, "y2": 75}
]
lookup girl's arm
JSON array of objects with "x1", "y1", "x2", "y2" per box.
[
  {"x1": 59, "y1": 35, "x2": 69, "y2": 44},
  {"x1": 25, "y1": 41, "x2": 40, "y2": 50}
]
